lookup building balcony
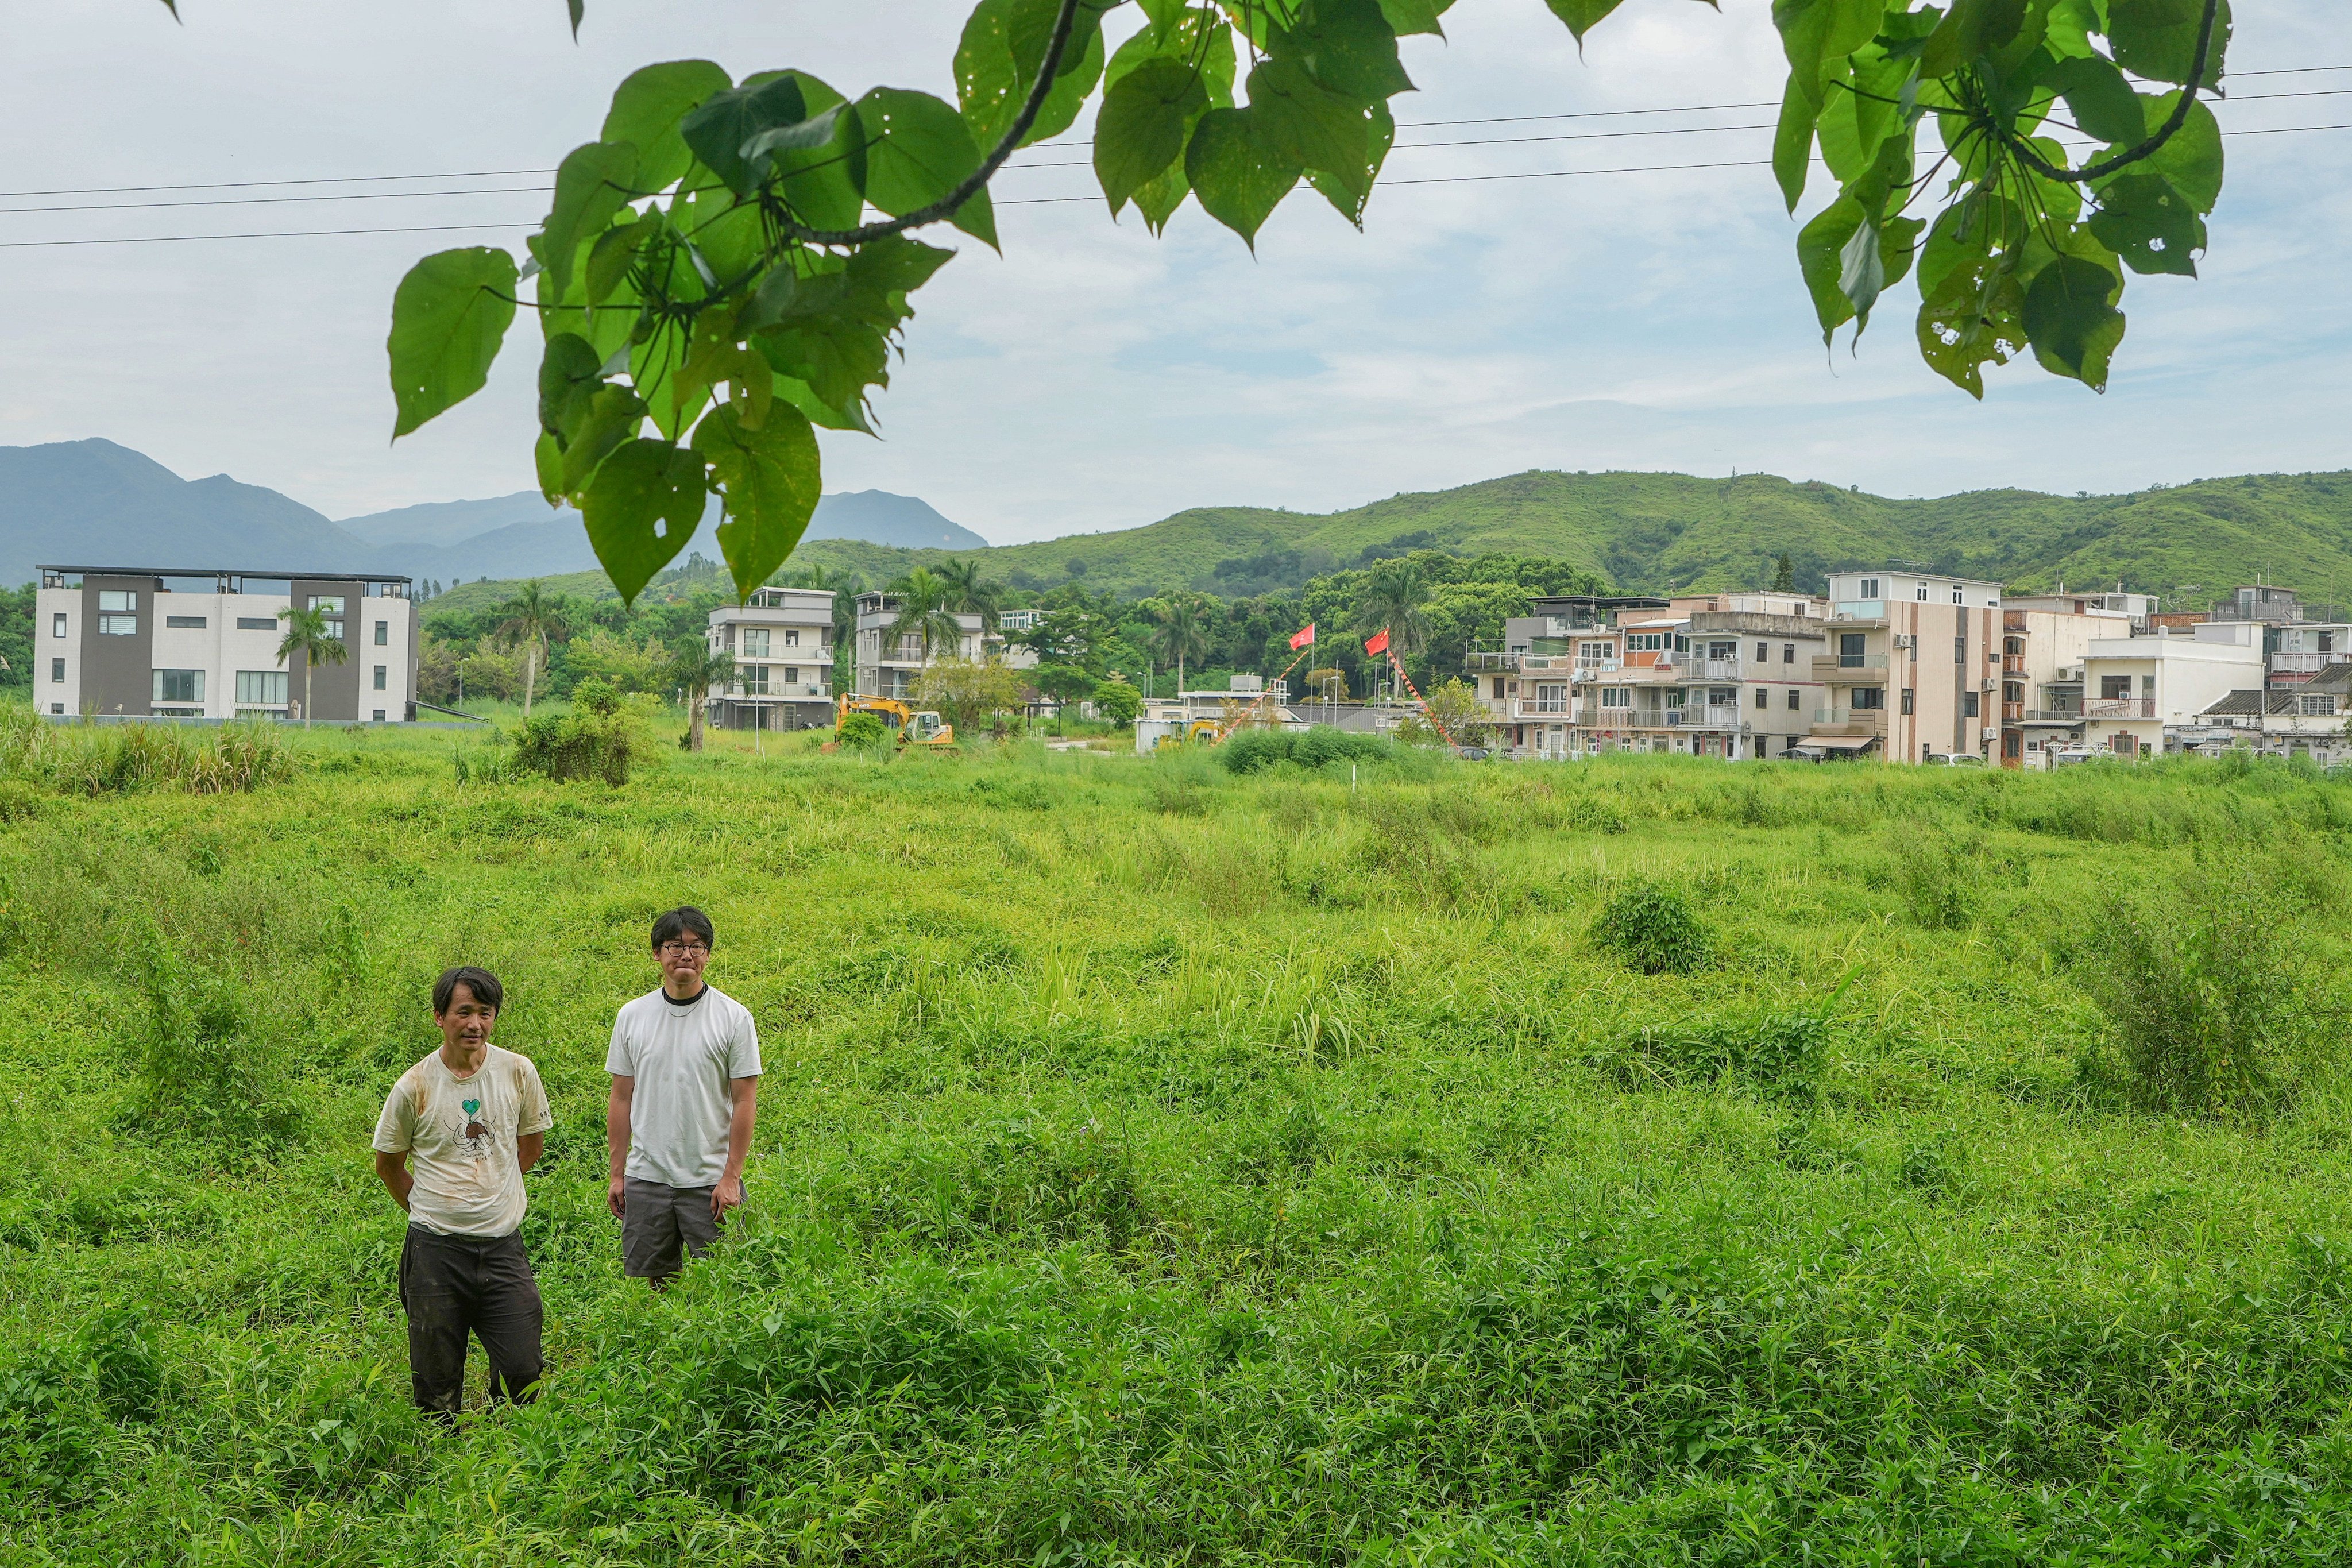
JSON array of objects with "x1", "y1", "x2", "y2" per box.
[
  {"x1": 2270, "y1": 652, "x2": 2337, "y2": 675},
  {"x1": 1810, "y1": 653, "x2": 1890, "y2": 682},
  {"x1": 2022, "y1": 709, "x2": 2084, "y2": 725},
  {"x1": 1619, "y1": 662, "x2": 1687, "y2": 684},
  {"x1": 1812, "y1": 709, "x2": 1888, "y2": 736},
  {"x1": 1668, "y1": 708, "x2": 1745, "y2": 731},
  {"x1": 2084, "y1": 698, "x2": 2157, "y2": 720},
  {"x1": 1568, "y1": 660, "x2": 1623, "y2": 680},
  {"x1": 1504, "y1": 698, "x2": 1575, "y2": 719}
]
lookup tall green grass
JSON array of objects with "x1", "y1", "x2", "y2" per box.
[{"x1": 4, "y1": 732, "x2": 2352, "y2": 1563}]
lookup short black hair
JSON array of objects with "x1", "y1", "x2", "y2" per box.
[
  {"x1": 650, "y1": 906, "x2": 716, "y2": 952},
  {"x1": 433, "y1": 965, "x2": 504, "y2": 1015}
]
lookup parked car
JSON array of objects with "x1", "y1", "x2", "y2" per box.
[{"x1": 1926, "y1": 752, "x2": 1988, "y2": 767}]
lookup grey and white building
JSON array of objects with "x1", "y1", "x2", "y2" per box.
[
  {"x1": 705, "y1": 586, "x2": 836, "y2": 730},
  {"x1": 37, "y1": 566, "x2": 417, "y2": 722}
]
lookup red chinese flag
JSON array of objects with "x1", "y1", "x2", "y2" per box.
[
  {"x1": 1289, "y1": 622, "x2": 1316, "y2": 651},
  {"x1": 1364, "y1": 628, "x2": 1390, "y2": 657}
]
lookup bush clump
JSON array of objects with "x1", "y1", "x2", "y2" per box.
[
  {"x1": 2078, "y1": 867, "x2": 2316, "y2": 1119},
  {"x1": 1218, "y1": 725, "x2": 1387, "y2": 775},
  {"x1": 835, "y1": 711, "x2": 889, "y2": 750},
  {"x1": 127, "y1": 932, "x2": 303, "y2": 1152},
  {"x1": 1590, "y1": 879, "x2": 1712, "y2": 974},
  {"x1": 511, "y1": 679, "x2": 645, "y2": 784}
]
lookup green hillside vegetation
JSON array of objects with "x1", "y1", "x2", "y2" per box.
[
  {"x1": 8, "y1": 724, "x2": 2352, "y2": 1560},
  {"x1": 422, "y1": 468, "x2": 2352, "y2": 621}
]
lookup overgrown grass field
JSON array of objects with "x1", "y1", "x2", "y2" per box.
[{"x1": 6, "y1": 722, "x2": 2352, "y2": 1565}]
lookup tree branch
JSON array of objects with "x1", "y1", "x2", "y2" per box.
[
  {"x1": 775, "y1": 0, "x2": 1086, "y2": 245},
  {"x1": 2000, "y1": 0, "x2": 2221, "y2": 185}
]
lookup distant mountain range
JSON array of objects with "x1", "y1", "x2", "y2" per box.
[{"x1": 0, "y1": 438, "x2": 987, "y2": 588}]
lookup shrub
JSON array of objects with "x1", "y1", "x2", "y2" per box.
[
  {"x1": 1890, "y1": 822, "x2": 1979, "y2": 929},
  {"x1": 1091, "y1": 679, "x2": 1144, "y2": 727},
  {"x1": 1218, "y1": 726, "x2": 1385, "y2": 774},
  {"x1": 2079, "y1": 868, "x2": 2314, "y2": 1118},
  {"x1": 511, "y1": 693, "x2": 644, "y2": 784},
  {"x1": 1589, "y1": 879, "x2": 1712, "y2": 974},
  {"x1": 836, "y1": 711, "x2": 889, "y2": 750},
  {"x1": 127, "y1": 930, "x2": 303, "y2": 1151}
]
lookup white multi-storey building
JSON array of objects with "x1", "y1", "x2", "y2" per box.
[
  {"x1": 37, "y1": 565, "x2": 416, "y2": 722},
  {"x1": 705, "y1": 586, "x2": 836, "y2": 730}
]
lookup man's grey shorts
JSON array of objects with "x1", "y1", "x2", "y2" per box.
[{"x1": 621, "y1": 1177, "x2": 721, "y2": 1279}]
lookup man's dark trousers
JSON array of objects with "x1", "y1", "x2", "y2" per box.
[{"x1": 397, "y1": 1223, "x2": 543, "y2": 1414}]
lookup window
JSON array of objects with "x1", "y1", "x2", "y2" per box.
[
  {"x1": 2324, "y1": 632, "x2": 2338, "y2": 654},
  {"x1": 1955, "y1": 636, "x2": 1966, "y2": 665},
  {"x1": 1952, "y1": 586, "x2": 1964, "y2": 604},
  {"x1": 2005, "y1": 636, "x2": 2025, "y2": 655},
  {"x1": 372, "y1": 665, "x2": 387, "y2": 690},
  {"x1": 236, "y1": 670, "x2": 288, "y2": 705},
  {"x1": 152, "y1": 669, "x2": 204, "y2": 705},
  {"x1": 2100, "y1": 675, "x2": 2133, "y2": 700},
  {"x1": 1838, "y1": 632, "x2": 1866, "y2": 665},
  {"x1": 1859, "y1": 578, "x2": 1880, "y2": 598},
  {"x1": 1900, "y1": 687, "x2": 1914, "y2": 714},
  {"x1": 52, "y1": 613, "x2": 68, "y2": 638},
  {"x1": 1535, "y1": 683, "x2": 1567, "y2": 712},
  {"x1": 1708, "y1": 642, "x2": 1736, "y2": 661},
  {"x1": 2303, "y1": 694, "x2": 2334, "y2": 716},
  {"x1": 743, "y1": 664, "x2": 769, "y2": 694},
  {"x1": 164, "y1": 615, "x2": 206, "y2": 629},
  {"x1": 1786, "y1": 688, "x2": 1801, "y2": 710},
  {"x1": 50, "y1": 658, "x2": 64, "y2": 683},
  {"x1": 373, "y1": 709, "x2": 386, "y2": 723},
  {"x1": 1673, "y1": 635, "x2": 1690, "y2": 654},
  {"x1": 1782, "y1": 643, "x2": 1795, "y2": 663},
  {"x1": 237, "y1": 617, "x2": 276, "y2": 631},
  {"x1": 374, "y1": 620, "x2": 388, "y2": 646},
  {"x1": 1963, "y1": 691, "x2": 1980, "y2": 719},
  {"x1": 1600, "y1": 688, "x2": 1629, "y2": 708},
  {"x1": 781, "y1": 666, "x2": 799, "y2": 685},
  {"x1": 1754, "y1": 687, "x2": 1769, "y2": 709},
  {"x1": 51, "y1": 704, "x2": 62, "y2": 716},
  {"x1": 1491, "y1": 677, "x2": 1506, "y2": 698},
  {"x1": 1853, "y1": 687, "x2": 1885, "y2": 710},
  {"x1": 1709, "y1": 687, "x2": 1736, "y2": 707},
  {"x1": 1625, "y1": 632, "x2": 1667, "y2": 652},
  {"x1": 311, "y1": 595, "x2": 345, "y2": 613},
  {"x1": 2005, "y1": 732, "x2": 2022, "y2": 758},
  {"x1": 99, "y1": 590, "x2": 136, "y2": 612},
  {"x1": 1664, "y1": 688, "x2": 1686, "y2": 708},
  {"x1": 2004, "y1": 683, "x2": 2023, "y2": 703},
  {"x1": 785, "y1": 628, "x2": 800, "y2": 647},
  {"x1": 1755, "y1": 642, "x2": 1769, "y2": 662},
  {"x1": 99, "y1": 615, "x2": 137, "y2": 635},
  {"x1": 741, "y1": 627, "x2": 771, "y2": 658},
  {"x1": 1916, "y1": 584, "x2": 1929, "y2": 601}
]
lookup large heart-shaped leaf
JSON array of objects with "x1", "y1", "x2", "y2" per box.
[
  {"x1": 388, "y1": 247, "x2": 517, "y2": 438},
  {"x1": 860, "y1": 87, "x2": 999, "y2": 248},
  {"x1": 693, "y1": 403, "x2": 823, "y2": 599},
  {"x1": 2022, "y1": 253, "x2": 2125, "y2": 389},
  {"x1": 602, "y1": 60, "x2": 732, "y2": 193},
  {"x1": 543, "y1": 142, "x2": 640, "y2": 303},
  {"x1": 582, "y1": 438, "x2": 709, "y2": 604},
  {"x1": 681, "y1": 76, "x2": 810, "y2": 196},
  {"x1": 2087, "y1": 171, "x2": 2203, "y2": 276},
  {"x1": 1185, "y1": 108, "x2": 1300, "y2": 249},
  {"x1": 1095, "y1": 58, "x2": 1209, "y2": 213}
]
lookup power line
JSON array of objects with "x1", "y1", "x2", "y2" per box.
[
  {"x1": 0, "y1": 186, "x2": 546, "y2": 218},
  {"x1": 0, "y1": 168, "x2": 557, "y2": 202},
  {"x1": 0, "y1": 221, "x2": 531, "y2": 250}
]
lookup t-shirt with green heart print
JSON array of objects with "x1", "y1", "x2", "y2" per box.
[{"x1": 371, "y1": 1046, "x2": 553, "y2": 1237}]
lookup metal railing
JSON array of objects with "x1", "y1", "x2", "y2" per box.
[
  {"x1": 1669, "y1": 708, "x2": 1744, "y2": 729},
  {"x1": 2022, "y1": 709, "x2": 2084, "y2": 723},
  {"x1": 2084, "y1": 698, "x2": 2157, "y2": 719},
  {"x1": 1813, "y1": 708, "x2": 1889, "y2": 729},
  {"x1": 1694, "y1": 658, "x2": 1741, "y2": 679},
  {"x1": 1810, "y1": 653, "x2": 1889, "y2": 681}
]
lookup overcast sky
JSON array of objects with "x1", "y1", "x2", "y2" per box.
[{"x1": 2, "y1": 1, "x2": 2344, "y2": 543}]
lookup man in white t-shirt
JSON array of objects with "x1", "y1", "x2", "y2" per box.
[
  {"x1": 606, "y1": 906, "x2": 761, "y2": 1287},
  {"x1": 371, "y1": 965, "x2": 554, "y2": 1415}
]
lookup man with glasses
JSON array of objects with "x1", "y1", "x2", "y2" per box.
[{"x1": 605, "y1": 906, "x2": 762, "y2": 1287}]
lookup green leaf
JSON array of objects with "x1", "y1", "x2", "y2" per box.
[
  {"x1": 1544, "y1": 0, "x2": 1625, "y2": 47},
  {"x1": 848, "y1": 233, "x2": 957, "y2": 300},
  {"x1": 581, "y1": 438, "x2": 708, "y2": 605},
  {"x1": 758, "y1": 72, "x2": 867, "y2": 231},
  {"x1": 534, "y1": 432, "x2": 563, "y2": 505},
  {"x1": 693, "y1": 403, "x2": 823, "y2": 600},
  {"x1": 1131, "y1": 157, "x2": 1192, "y2": 235},
  {"x1": 1918, "y1": 0, "x2": 2028, "y2": 78},
  {"x1": 768, "y1": 369, "x2": 875, "y2": 435},
  {"x1": 2107, "y1": 0, "x2": 2229, "y2": 88},
  {"x1": 537, "y1": 332, "x2": 604, "y2": 443},
  {"x1": 1246, "y1": 59, "x2": 1369, "y2": 178},
  {"x1": 1773, "y1": 0, "x2": 1885, "y2": 110},
  {"x1": 585, "y1": 211, "x2": 658, "y2": 309},
  {"x1": 1283, "y1": 0, "x2": 1412, "y2": 100},
  {"x1": 1772, "y1": 73, "x2": 1814, "y2": 212},
  {"x1": 387, "y1": 247, "x2": 517, "y2": 439},
  {"x1": 1377, "y1": 0, "x2": 1454, "y2": 37},
  {"x1": 859, "y1": 87, "x2": 999, "y2": 249},
  {"x1": 2021, "y1": 253, "x2": 2125, "y2": 389},
  {"x1": 1797, "y1": 197, "x2": 1864, "y2": 345},
  {"x1": 956, "y1": 0, "x2": 1113, "y2": 150},
  {"x1": 1308, "y1": 98, "x2": 1393, "y2": 225},
  {"x1": 2087, "y1": 170, "x2": 2202, "y2": 275},
  {"x1": 1916, "y1": 252, "x2": 2026, "y2": 399},
  {"x1": 681, "y1": 76, "x2": 809, "y2": 197},
  {"x1": 1185, "y1": 107, "x2": 1301, "y2": 248},
  {"x1": 601, "y1": 60, "x2": 732, "y2": 193},
  {"x1": 1916, "y1": 188, "x2": 2019, "y2": 299},
  {"x1": 1096, "y1": 57, "x2": 1210, "y2": 213},
  {"x1": 558, "y1": 384, "x2": 647, "y2": 494},
  {"x1": 2129, "y1": 91, "x2": 2222, "y2": 213},
  {"x1": 542, "y1": 142, "x2": 639, "y2": 303},
  {"x1": 2045, "y1": 53, "x2": 2143, "y2": 144}
]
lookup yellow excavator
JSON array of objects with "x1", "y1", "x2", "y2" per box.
[{"x1": 837, "y1": 696, "x2": 956, "y2": 747}]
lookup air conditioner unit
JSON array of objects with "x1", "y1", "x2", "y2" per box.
[
  {"x1": 1982, "y1": 677, "x2": 1999, "y2": 690},
  {"x1": 1893, "y1": 634, "x2": 1917, "y2": 649}
]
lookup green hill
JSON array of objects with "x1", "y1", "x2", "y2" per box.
[{"x1": 424, "y1": 467, "x2": 2352, "y2": 615}]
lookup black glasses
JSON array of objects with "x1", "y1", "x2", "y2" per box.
[{"x1": 658, "y1": 941, "x2": 710, "y2": 958}]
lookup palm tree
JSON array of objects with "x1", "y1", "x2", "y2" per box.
[
  {"x1": 493, "y1": 580, "x2": 561, "y2": 717},
  {"x1": 934, "y1": 558, "x2": 1003, "y2": 636},
  {"x1": 276, "y1": 603, "x2": 348, "y2": 728},
  {"x1": 1146, "y1": 594, "x2": 1210, "y2": 693},
  {"x1": 667, "y1": 636, "x2": 736, "y2": 754},
  {"x1": 886, "y1": 567, "x2": 968, "y2": 663},
  {"x1": 1355, "y1": 558, "x2": 1431, "y2": 658}
]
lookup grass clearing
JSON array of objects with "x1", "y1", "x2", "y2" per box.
[{"x1": 5, "y1": 724, "x2": 2352, "y2": 1563}]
